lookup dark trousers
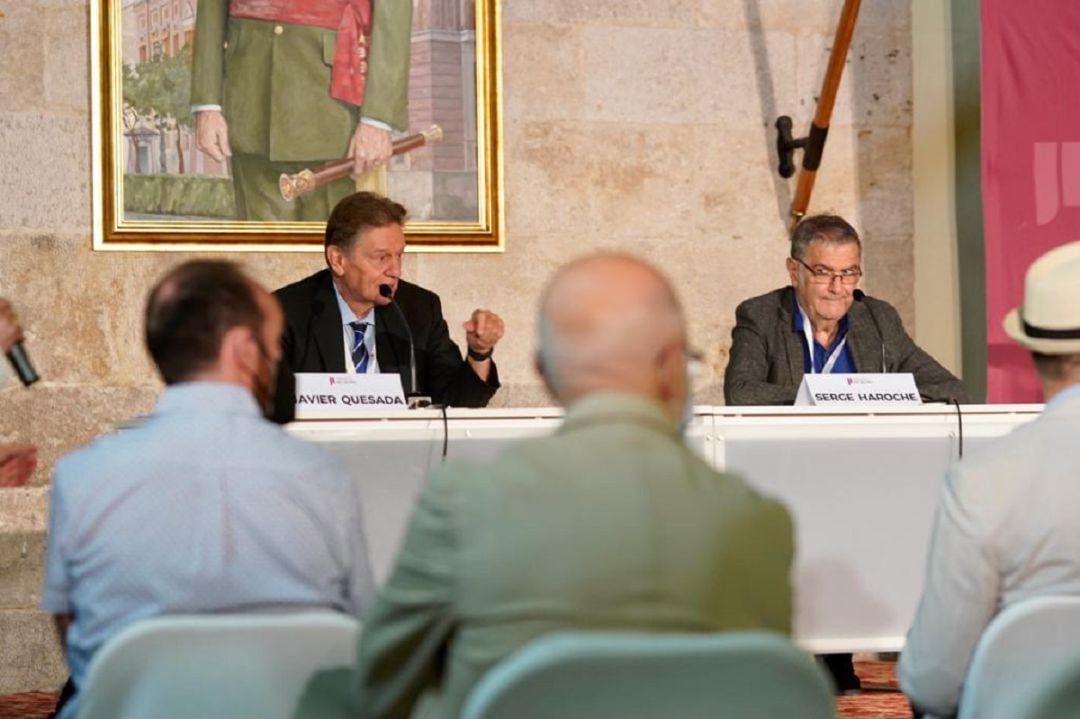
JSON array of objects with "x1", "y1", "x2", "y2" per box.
[
  {"x1": 49, "y1": 677, "x2": 76, "y2": 718},
  {"x1": 821, "y1": 652, "x2": 861, "y2": 693}
]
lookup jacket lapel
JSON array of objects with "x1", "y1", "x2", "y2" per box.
[
  {"x1": 374, "y1": 306, "x2": 409, "y2": 381},
  {"x1": 778, "y1": 288, "x2": 805, "y2": 386},
  {"x1": 846, "y1": 301, "x2": 882, "y2": 373},
  {"x1": 313, "y1": 273, "x2": 347, "y2": 373}
]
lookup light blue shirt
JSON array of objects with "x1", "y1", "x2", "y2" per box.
[
  {"x1": 334, "y1": 281, "x2": 380, "y2": 374},
  {"x1": 1046, "y1": 382, "x2": 1080, "y2": 409},
  {"x1": 41, "y1": 382, "x2": 374, "y2": 715}
]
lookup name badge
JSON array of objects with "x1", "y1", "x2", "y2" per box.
[
  {"x1": 294, "y1": 373, "x2": 407, "y2": 419},
  {"x1": 795, "y1": 373, "x2": 923, "y2": 407}
]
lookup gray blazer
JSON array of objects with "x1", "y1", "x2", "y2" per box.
[{"x1": 723, "y1": 286, "x2": 969, "y2": 405}]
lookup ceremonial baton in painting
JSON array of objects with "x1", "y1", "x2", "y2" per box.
[
  {"x1": 280, "y1": 125, "x2": 444, "y2": 201},
  {"x1": 775, "y1": 0, "x2": 862, "y2": 227}
]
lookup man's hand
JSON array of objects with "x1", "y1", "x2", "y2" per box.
[
  {"x1": 0, "y1": 444, "x2": 37, "y2": 488},
  {"x1": 348, "y1": 123, "x2": 393, "y2": 177},
  {"x1": 0, "y1": 298, "x2": 24, "y2": 354},
  {"x1": 195, "y1": 110, "x2": 232, "y2": 163},
  {"x1": 464, "y1": 310, "x2": 504, "y2": 356}
]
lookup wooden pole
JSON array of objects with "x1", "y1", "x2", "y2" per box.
[{"x1": 790, "y1": 0, "x2": 862, "y2": 228}]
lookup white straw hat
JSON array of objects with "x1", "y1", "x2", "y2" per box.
[{"x1": 1003, "y1": 241, "x2": 1080, "y2": 354}]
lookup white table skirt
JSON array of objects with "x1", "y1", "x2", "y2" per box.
[{"x1": 289, "y1": 404, "x2": 1042, "y2": 653}]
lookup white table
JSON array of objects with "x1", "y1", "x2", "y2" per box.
[{"x1": 289, "y1": 404, "x2": 1041, "y2": 652}]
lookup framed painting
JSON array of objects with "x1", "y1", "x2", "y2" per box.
[{"x1": 90, "y1": 0, "x2": 503, "y2": 251}]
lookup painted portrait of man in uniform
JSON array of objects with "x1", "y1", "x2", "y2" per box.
[{"x1": 110, "y1": 0, "x2": 489, "y2": 233}]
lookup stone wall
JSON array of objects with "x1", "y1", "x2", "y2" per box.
[{"x1": 0, "y1": 0, "x2": 913, "y2": 690}]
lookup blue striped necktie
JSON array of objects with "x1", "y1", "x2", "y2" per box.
[{"x1": 349, "y1": 321, "x2": 370, "y2": 374}]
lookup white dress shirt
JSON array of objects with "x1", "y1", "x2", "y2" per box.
[{"x1": 334, "y1": 282, "x2": 379, "y2": 374}]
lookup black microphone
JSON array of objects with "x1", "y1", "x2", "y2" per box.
[
  {"x1": 7, "y1": 343, "x2": 39, "y2": 387},
  {"x1": 853, "y1": 289, "x2": 887, "y2": 373},
  {"x1": 379, "y1": 284, "x2": 418, "y2": 396}
]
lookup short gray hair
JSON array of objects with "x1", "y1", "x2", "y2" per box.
[{"x1": 790, "y1": 214, "x2": 861, "y2": 260}]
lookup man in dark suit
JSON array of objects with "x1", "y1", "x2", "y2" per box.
[
  {"x1": 272, "y1": 192, "x2": 502, "y2": 422},
  {"x1": 723, "y1": 214, "x2": 968, "y2": 693},
  {"x1": 724, "y1": 214, "x2": 968, "y2": 407}
]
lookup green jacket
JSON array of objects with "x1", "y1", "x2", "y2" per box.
[
  {"x1": 190, "y1": 0, "x2": 411, "y2": 162},
  {"x1": 296, "y1": 393, "x2": 794, "y2": 719}
]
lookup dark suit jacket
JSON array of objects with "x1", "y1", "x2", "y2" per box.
[
  {"x1": 724, "y1": 286, "x2": 969, "y2": 406},
  {"x1": 271, "y1": 270, "x2": 498, "y2": 422}
]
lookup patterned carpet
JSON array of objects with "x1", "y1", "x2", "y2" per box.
[
  {"x1": 0, "y1": 661, "x2": 913, "y2": 719},
  {"x1": 836, "y1": 660, "x2": 914, "y2": 718}
]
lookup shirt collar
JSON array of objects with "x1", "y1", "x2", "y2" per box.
[
  {"x1": 791, "y1": 293, "x2": 849, "y2": 346},
  {"x1": 153, "y1": 382, "x2": 263, "y2": 417},
  {"x1": 333, "y1": 280, "x2": 375, "y2": 328},
  {"x1": 560, "y1": 392, "x2": 679, "y2": 437}
]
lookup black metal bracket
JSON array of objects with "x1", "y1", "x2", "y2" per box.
[
  {"x1": 775, "y1": 116, "x2": 804, "y2": 179},
  {"x1": 775, "y1": 116, "x2": 829, "y2": 179}
]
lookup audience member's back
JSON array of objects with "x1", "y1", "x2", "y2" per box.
[
  {"x1": 428, "y1": 392, "x2": 792, "y2": 715},
  {"x1": 49, "y1": 387, "x2": 367, "y2": 676},
  {"x1": 42, "y1": 261, "x2": 374, "y2": 719}
]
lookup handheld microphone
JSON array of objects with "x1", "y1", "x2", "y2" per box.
[
  {"x1": 379, "y1": 284, "x2": 418, "y2": 396},
  {"x1": 853, "y1": 289, "x2": 887, "y2": 373},
  {"x1": 7, "y1": 343, "x2": 39, "y2": 387}
]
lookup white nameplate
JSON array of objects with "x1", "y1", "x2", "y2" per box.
[
  {"x1": 794, "y1": 373, "x2": 923, "y2": 407},
  {"x1": 294, "y1": 373, "x2": 407, "y2": 419}
]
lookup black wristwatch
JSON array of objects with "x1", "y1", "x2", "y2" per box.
[{"x1": 467, "y1": 346, "x2": 493, "y2": 361}]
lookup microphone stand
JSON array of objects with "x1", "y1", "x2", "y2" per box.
[{"x1": 378, "y1": 284, "x2": 430, "y2": 407}]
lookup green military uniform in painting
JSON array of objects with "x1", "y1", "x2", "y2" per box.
[
  {"x1": 295, "y1": 393, "x2": 795, "y2": 719},
  {"x1": 190, "y1": 0, "x2": 412, "y2": 221}
]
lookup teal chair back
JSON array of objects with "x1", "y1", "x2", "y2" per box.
[
  {"x1": 460, "y1": 631, "x2": 835, "y2": 719},
  {"x1": 76, "y1": 612, "x2": 359, "y2": 719},
  {"x1": 958, "y1": 596, "x2": 1080, "y2": 719},
  {"x1": 1022, "y1": 657, "x2": 1080, "y2": 719}
]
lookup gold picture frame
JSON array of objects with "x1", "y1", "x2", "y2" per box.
[{"x1": 90, "y1": 0, "x2": 503, "y2": 252}]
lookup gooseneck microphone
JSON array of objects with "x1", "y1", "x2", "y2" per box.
[
  {"x1": 379, "y1": 284, "x2": 418, "y2": 396},
  {"x1": 7, "y1": 343, "x2": 39, "y2": 387},
  {"x1": 853, "y1": 289, "x2": 887, "y2": 373}
]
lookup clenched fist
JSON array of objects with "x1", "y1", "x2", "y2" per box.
[{"x1": 463, "y1": 309, "x2": 504, "y2": 356}]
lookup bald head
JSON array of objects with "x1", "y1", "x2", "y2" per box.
[{"x1": 537, "y1": 254, "x2": 689, "y2": 416}]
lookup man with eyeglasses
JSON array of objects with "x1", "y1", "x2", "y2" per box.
[
  {"x1": 723, "y1": 214, "x2": 967, "y2": 694},
  {"x1": 724, "y1": 214, "x2": 967, "y2": 408}
]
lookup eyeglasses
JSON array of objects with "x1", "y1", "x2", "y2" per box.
[{"x1": 792, "y1": 257, "x2": 862, "y2": 286}]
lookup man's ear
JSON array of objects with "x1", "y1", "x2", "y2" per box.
[
  {"x1": 785, "y1": 257, "x2": 800, "y2": 287},
  {"x1": 1063, "y1": 353, "x2": 1080, "y2": 378},
  {"x1": 534, "y1": 352, "x2": 558, "y2": 399},
  {"x1": 219, "y1": 325, "x2": 256, "y2": 373},
  {"x1": 326, "y1": 245, "x2": 345, "y2": 277},
  {"x1": 654, "y1": 340, "x2": 681, "y2": 398}
]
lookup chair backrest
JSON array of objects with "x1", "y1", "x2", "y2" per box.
[
  {"x1": 459, "y1": 630, "x2": 835, "y2": 719},
  {"x1": 958, "y1": 595, "x2": 1080, "y2": 719},
  {"x1": 1020, "y1": 652, "x2": 1080, "y2": 719},
  {"x1": 76, "y1": 612, "x2": 360, "y2": 719}
]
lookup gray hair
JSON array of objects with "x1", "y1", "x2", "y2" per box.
[{"x1": 790, "y1": 214, "x2": 861, "y2": 261}]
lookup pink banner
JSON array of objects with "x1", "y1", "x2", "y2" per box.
[{"x1": 981, "y1": 0, "x2": 1080, "y2": 402}]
